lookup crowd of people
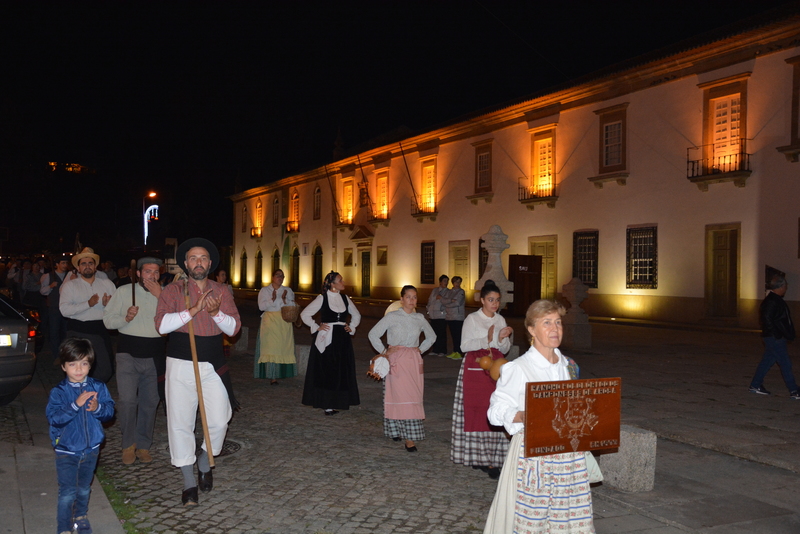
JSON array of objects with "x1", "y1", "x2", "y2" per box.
[{"x1": 4, "y1": 243, "x2": 599, "y2": 533}]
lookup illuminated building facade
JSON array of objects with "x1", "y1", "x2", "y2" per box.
[{"x1": 231, "y1": 15, "x2": 800, "y2": 327}]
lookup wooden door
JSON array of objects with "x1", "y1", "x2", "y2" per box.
[
  {"x1": 530, "y1": 239, "x2": 556, "y2": 299},
  {"x1": 361, "y1": 251, "x2": 371, "y2": 297},
  {"x1": 707, "y1": 227, "x2": 738, "y2": 317},
  {"x1": 449, "y1": 242, "x2": 470, "y2": 289},
  {"x1": 508, "y1": 255, "x2": 543, "y2": 316}
]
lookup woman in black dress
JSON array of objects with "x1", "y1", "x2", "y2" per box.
[{"x1": 300, "y1": 271, "x2": 361, "y2": 415}]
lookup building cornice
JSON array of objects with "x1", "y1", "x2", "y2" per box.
[{"x1": 234, "y1": 17, "x2": 800, "y2": 200}]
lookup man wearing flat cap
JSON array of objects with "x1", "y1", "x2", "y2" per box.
[
  {"x1": 155, "y1": 238, "x2": 241, "y2": 506},
  {"x1": 103, "y1": 257, "x2": 167, "y2": 465},
  {"x1": 59, "y1": 247, "x2": 117, "y2": 382}
]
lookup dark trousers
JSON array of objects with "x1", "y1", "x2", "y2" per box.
[
  {"x1": 430, "y1": 319, "x2": 448, "y2": 354},
  {"x1": 750, "y1": 336, "x2": 799, "y2": 393},
  {"x1": 447, "y1": 319, "x2": 464, "y2": 355},
  {"x1": 55, "y1": 448, "x2": 99, "y2": 533},
  {"x1": 49, "y1": 311, "x2": 68, "y2": 359}
]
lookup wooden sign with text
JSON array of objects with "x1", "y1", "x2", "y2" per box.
[{"x1": 524, "y1": 377, "x2": 621, "y2": 457}]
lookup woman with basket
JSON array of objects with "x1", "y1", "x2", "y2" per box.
[
  {"x1": 301, "y1": 272, "x2": 361, "y2": 415},
  {"x1": 450, "y1": 280, "x2": 512, "y2": 479},
  {"x1": 255, "y1": 269, "x2": 298, "y2": 385}
]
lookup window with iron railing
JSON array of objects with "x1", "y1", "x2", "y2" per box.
[
  {"x1": 626, "y1": 226, "x2": 657, "y2": 289},
  {"x1": 420, "y1": 242, "x2": 435, "y2": 284},
  {"x1": 573, "y1": 231, "x2": 599, "y2": 288}
]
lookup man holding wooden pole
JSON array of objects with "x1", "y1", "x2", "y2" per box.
[{"x1": 155, "y1": 238, "x2": 241, "y2": 506}]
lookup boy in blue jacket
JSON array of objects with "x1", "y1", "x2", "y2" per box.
[{"x1": 46, "y1": 338, "x2": 115, "y2": 534}]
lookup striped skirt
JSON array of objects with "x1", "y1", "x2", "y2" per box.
[{"x1": 484, "y1": 433, "x2": 594, "y2": 533}]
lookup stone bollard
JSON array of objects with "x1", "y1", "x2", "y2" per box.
[
  {"x1": 232, "y1": 326, "x2": 249, "y2": 353},
  {"x1": 597, "y1": 424, "x2": 656, "y2": 492},
  {"x1": 295, "y1": 344, "x2": 310, "y2": 376}
]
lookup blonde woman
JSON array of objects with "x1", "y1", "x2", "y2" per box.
[{"x1": 483, "y1": 299, "x2": 594, "y2": 534}]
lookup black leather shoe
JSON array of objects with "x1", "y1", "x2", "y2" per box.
[
  {"x1": 405, "y1": 444, "x2": 418, "y2": 452},
  {"x1": 181, "y1": 486, "x2": 198, "y2": 506},
  {"x1": 392, "y1": 437, "x2": 401, "y2": 442},
  {"x1": 198, "y1": 470, "x2": 213, "y2": 493}
]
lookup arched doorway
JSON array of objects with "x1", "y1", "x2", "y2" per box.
[
  {"x1": 290, "y1": 247, "x2": 299, "y2": 292},
  {"x1": 239, "y1": 250, "x2": 248, "y2": 288},
  {"x1": 255, "y1": 249, "x2": 263, "y2": 288},
  {"x1": 312, "y1": 245, "x2": 323, "y2": 293},
  {"x1": 272, "y1": 249, "x2": 280, "y2": 276}
]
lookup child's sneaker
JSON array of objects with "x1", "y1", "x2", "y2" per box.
[{"x1": 75, "y1": 516, "x2": 92, "y2": 534}]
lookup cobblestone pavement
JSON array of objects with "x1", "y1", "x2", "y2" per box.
[{"x1": 9, "y1": 296, "x2": 797, "y2": 533}]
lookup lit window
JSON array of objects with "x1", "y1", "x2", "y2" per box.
[
  {"x1": 343, "y1": 181, "x2": 353, "y2": 223},
  {"x1": 272, "y1": 198, "x2": 279, "y2": 227},
  {"x1": 290, "y1": 193, "x2": 299, "y2": 222},
  {"x1": 241, "y1": 206, "x2": 247, "y2": 233},
  {"x1": 626, "y1": 226, "x2": 657, "y2": 289},
  {"x1": 421, "y1": 160, "x2": 436, "y2": 212},
  {"x1": 572, "y1": 231, "x2": 599, "y2": 288},
  {"x1": 376, "y1": 173, "x2": 389, "y2": 218},
  {"x1": 712, "y1": 95, "x2": 741, "y2": 158},
  {"x1": 603, "y1": 122, "x2": 622, "y2": 167},
  {"x1": 255, "y1": 200, "x2": 262, "y2": 228}
]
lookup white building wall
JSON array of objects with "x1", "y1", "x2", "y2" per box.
[{"x1": 230, "y1": 27, "x2": 800, "y2": 326}]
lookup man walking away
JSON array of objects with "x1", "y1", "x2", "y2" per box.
[{"x1": 749, "y1": 274, "x2": 800, "y2": 399}]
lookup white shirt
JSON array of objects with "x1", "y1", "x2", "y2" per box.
[
  {"x1": 300, "y1": 291, "x2": 361, "y2": 335},
  {"x1": 460, "y1": 309, "x2": 512, "y2": 354},
  {"x1": 59, "y1": 276, "x2": 117, "y2": 321},
  {"x1": 487, "y1": 346, "x2": 570, "y2": 436},
  {"x1": 368, "y1": 309, "x2": 436, "y2": 353},
  {"x1": 258, "y1": 285, "x2": 295, "y2": 313}
]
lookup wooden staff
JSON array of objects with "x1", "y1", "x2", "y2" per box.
[
  {"x1": 183, "y1": 277, "x2": 215, "y2": 468},
  {"x1": 130, "y1": 259, "x2": 137, "y2": 306}
]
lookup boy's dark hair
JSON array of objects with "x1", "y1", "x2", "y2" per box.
[{"x1": 59, "y1": 338, "x2": 95, "y2": 365}]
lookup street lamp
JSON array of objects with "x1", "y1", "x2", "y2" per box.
[{"x1": 143, "y1": 191, "x2": 158, "y2": 250}]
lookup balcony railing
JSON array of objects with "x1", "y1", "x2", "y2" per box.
[
  {"x1": 686, "y1": 139, "x2": 751, "y2": 190},
  {"x1": 250, "y1": 226, "x2": 262, "y2": 238},
  {"x1": 518, "y1": 178, "x2": 558, "y2": 210},
  {"x1": 285, "y1": 220, "x2": 299, "y2": 233},
  {"x1": 411, "y1": 194, "x2": 437, "y2": 220},
  {"x1": 368, "y1": 206, "x2": 390, "y2": 226}
]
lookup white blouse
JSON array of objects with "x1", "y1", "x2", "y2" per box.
[
  {"x1": 368, "y1": 309, "x2": 436, "y2": 353},
  {"x1": 300, "y1": 290, "x2": 361, "y2": 335},
  {"x1": 486, "y1": 346, "x2": 571, "y2": 436},
  {"x1": 258, "y1": 285, "x2": 295, "y2": 313},
  {"x1": 460, "y1": 309, "x2": 512, "y2": 354}
]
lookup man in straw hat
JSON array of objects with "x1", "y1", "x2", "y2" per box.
[
  {"x1": 155, "y1": 238, "x2": 241, "y2": 506},
  {"x1": 59, "y1": 247, "x2": 117, "y2": 382},
  {"x1": 103, "y1": 257, "x2": 167, "y2": 466}
]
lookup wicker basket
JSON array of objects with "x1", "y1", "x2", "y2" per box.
[{"x1": 281, "y1": 305, "x2": 300, "y2": 323}]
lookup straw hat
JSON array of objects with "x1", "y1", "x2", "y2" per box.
[{"x1": 72, "y1": 247, "x2": 100, "y2": 270}]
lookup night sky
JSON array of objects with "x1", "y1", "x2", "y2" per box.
[{"x1": 1, "y1": 1, "x2": 795, "y2": 258}]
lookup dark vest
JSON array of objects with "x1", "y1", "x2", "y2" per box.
[
  {"x1": 47, "y1": 271, "x2": 67, "y2": 314},
  {"x1": 320, "y1": 292, "x2": 350, "y2": 323}
]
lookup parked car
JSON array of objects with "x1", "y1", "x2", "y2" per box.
[{"x1": 0, "y1": 293, "x2": 38, "y2": 405}]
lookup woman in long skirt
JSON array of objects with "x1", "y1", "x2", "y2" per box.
[
  {"x1": 254, "y1": 269, "x2": 297, "y2": 384},
  {"x1": 368, "y1": 285, "x2": 435, "y2": 452},
  {"x1": 484, "y1": 299, "x2": 594, "y2": 534},
  {"x1": 301, "y1": 272, "x2": 361, "y2": 415},
  {"x1": 450, "y1": 280, "x2": 512, "y2": 479}
]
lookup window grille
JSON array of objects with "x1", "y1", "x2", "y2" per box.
[
  {"x1": 420, "y1": 242, "x2": 435, "y2": 284},
  {"x1": 572, "y1": 231, "x2": 599, "y2": 288},
  {"x1": 626, "y1": 226, "x2": 657, "y2": 289}
]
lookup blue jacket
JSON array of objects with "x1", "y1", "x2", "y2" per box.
[{"x1": 46, "y1": 377, "x2": 115, "y2": 453}]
